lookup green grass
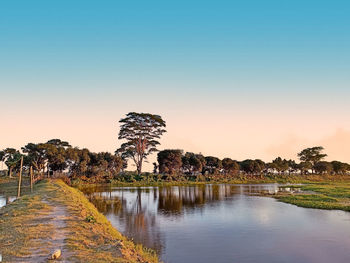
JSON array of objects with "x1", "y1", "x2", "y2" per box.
[
  {"x1": 71, "y1": 174, "x2": 350, "y2": 189},
  {"x1": 269, "y1": 182, "x2": 350, "y2": 211}
]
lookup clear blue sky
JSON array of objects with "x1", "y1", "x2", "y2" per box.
[{"x1": 1, "y1": 0, "x2": 350, "y2": 166}]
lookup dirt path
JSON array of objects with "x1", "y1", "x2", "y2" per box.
[
  {"x1": 0, "y1": 179, "x2": 159, "y2": 263},
  {"x1": 13, "y1": 199, "x2": 72, "y2": 263}
]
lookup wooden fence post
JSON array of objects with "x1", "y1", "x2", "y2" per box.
[
  {"x1": 17, "y1": 156, "x2": 23, "y2": 198},
  {"x1": 30, "y1": 166, "x2": 33, "y2": 192}
]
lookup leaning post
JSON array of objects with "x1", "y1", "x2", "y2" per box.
[
  {"x1": 30, "y1": 166, "x2": 33, "y2": 192},
  {"x1": 17, "y1": 156, "x2": 24, "y2": 198}
]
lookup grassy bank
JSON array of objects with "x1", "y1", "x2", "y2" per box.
[
  {"x1": 0, "y1": 178, "x2": 158, "y2": 263},
  {"x1": 265, "y1": 183, "x2": 350, "y2": 212},
  {"x1": 71, "y1": 173, "x2": 350, "y2": 188}
]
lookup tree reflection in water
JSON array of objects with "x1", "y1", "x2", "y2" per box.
[{"x1": 83, "y1": 184, "x2": 280, "y2": 254}]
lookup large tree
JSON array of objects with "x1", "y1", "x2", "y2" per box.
[
  {"x1": 298, "y1": 146, "x2": 327, "y2": 173},
  {"x1": 116, "y1": 112, "x2": 166, "y2": 175}
]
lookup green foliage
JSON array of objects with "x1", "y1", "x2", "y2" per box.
[
  {"x1": 298, "y1": 146, "x2": 327, "y2": 172},
  {"x1": 182, "y1": 152, "x2": 203, "y2": 174},
  {"x1": 116, "y1": 112, "x2": 167, "y2": 175},
  {"x1": 275, "y1": 183, "x2": 350, "y2": 212},
  {"x1": 314, "y1": 161, "x2": 333, "y2": 174},
  {"x1": 240, "y1": 159, "x2": 264, "y2": 174},
  {"x1": 331, "y1": 161, "x2": 349, "y2": 175},
  {"x1": 222, "y1": 158, "x2": 239, "y2": 175},
  {"x1": 158, "y1": 149, "x2": 183, "y2": 174},
  {"x1": 204, "y1": 156, "x2": 222, "y2": 174},
  {"x1": 2, "y1": 148, "x2": 22, "y2": 177},
  {"x1": 85, "y1": 215, "x2": 96, "y2": 223}
]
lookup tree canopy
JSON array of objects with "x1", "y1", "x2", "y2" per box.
[
  {"x1": 116, "y1": 112, "x2": 166, "y2": 175},
  {"x1": 158, "y1": 149, "x2": 183, "y2": 174},
  {"x1": 298, "y1": 146, "x2": 327, "y2": 173}
]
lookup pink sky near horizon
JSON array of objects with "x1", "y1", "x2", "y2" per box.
[{"x1": 1, "y1": 100, "x2": 350, "y2": 171}]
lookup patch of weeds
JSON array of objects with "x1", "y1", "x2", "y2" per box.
[{"x1": 85, "y1": 215, "x2": 96, "y2": 223}]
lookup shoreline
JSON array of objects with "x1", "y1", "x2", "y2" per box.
[
  {"x1": 74, "y1": 175, "x2": 350, "y2": 213},
  {"x1": 2, "y1": 175, "x2": 350, "y2": 262},
  {"x1": 0, "y1": 178, "x2": 158, "y2": 263}
]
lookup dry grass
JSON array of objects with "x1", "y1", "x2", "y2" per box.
[{"x1": 0, "y1": 178, "x2": 159, "y2": 263}]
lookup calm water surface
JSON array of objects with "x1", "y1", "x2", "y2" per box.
[
  {"x1": 0, "y1": 195, "x2": 16, "y2": 208},
  {"x1": 83, "y1": 184, "x2": 350, "y2": 263}
]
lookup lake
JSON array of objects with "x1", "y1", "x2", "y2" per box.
[
  {"x1": 84, "y1": 184, "x2": 350, "y2": 263},
  {"x1": 0, "y1": 195, "x2": 16, "y2": 208}
]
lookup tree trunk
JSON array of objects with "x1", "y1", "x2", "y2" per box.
[
  {"x1": 9, "y1": 166, "x2": 13, "y2": 178},
  {"x1": 137, "y1": 160, "x2": 142, "y2": 175}
]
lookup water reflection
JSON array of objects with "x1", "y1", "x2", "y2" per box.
[
  {"x1": 0, "y1": 196, "x2": 16, "y2": 208},
  {"x1": 83, "y1": 184, "x2": 350, "y2": 263}
]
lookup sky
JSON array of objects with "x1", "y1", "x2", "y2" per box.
[{"x1": 1, "y1": 0, "x2": 350, "y2": 170}]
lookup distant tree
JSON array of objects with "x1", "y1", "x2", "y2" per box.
[
  {"x1": 182, "y1": 152, "x2": 203, "y2": 174},
  {"x1": 76, "y1": 148, "x2": 90, "y2": 175},
  {"x1": 0, "y1": 150, "x2": 5, "y2": 169},
  {"x1": 116, "y1": 112, "x2": 166, "y2": 175},
  {"x1": 65, "y1": 147, "x2": 81, "y2": 173},
  {"x1": 240, "y1": 159, "x2": 263, "y2": 175},
  {"x1": 298, "y1": 146, "x2": 327, "y2": 173},
  {"x1": 331, "y1": 161, "x2": 349, "y2": 175},
  {"x1": 22, "y1": 143, "x2": 48, "y2": 175},
  {"x1": 195, "y1": 154, "x2": 206, "y2": 171},
  {"x1": 222, "y1": 158, "x2": 240, "y2": 175},
  {"x1": 298, "y1": 161, "x2": 313, "y2": 175},
  {"x1": 267, "y1": 162, "x2": 278, "y2": 173},
  {"x1": 287, "y1": 159, "x2": 298, "y2": 174},
  {"x1": 272, "y1": 157, "x2": 289, "y2": 174},
  {"x1": 254, "y1": 159, "x2": 266, "y2": 172},
  {"x1": 204, "y1": 156, "x2": 222, "y2": 174},
  {"x1": 88, "y1": 152, "x2": 123, "y2": 179},
  {"x1": 46, "y1": 139, "x2": 71, "y2": 148},
  {"x1": 157, "y1": 149, "x2": 183, "y2": 174},
  {"x1": 45, "y1": 139, "x2": 71, "y2": 174},
  {"x1": 152, "y1": 162, "x2": 158, "y2": 174},
  {"x1": 314, "y1": 161, "x2": 333, "y2": 174},
  {"x1": 3, "y1": 148, "x2": 21, "y2": 177}
]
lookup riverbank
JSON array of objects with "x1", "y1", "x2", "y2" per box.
[
  {"x1": 73, "y1": 174, "x2": 350, "y2": 213},
  {"x1": 261, "y1": 182, "x2": 350, "y2": 212},
  {"x1": 72, "y1": 173, "x2": 350, "y2": 188},
  {"x1": 0, "y1": 178, "x2": 158, "y2": 263}
]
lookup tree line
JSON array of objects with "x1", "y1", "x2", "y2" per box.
[
  {"x1": 156, "y1": 147, "x2": 350, "y2": 177},
  {"x1": 0, "y1": 139, "x2": 124, "y2": 182},
  {"x1": 1, "y1": 112, "x2": 350, "y2": 183}
]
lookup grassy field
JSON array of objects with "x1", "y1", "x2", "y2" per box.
[
  {"x1": 0, "y1": 177, "x2": 158, "y2": 263},
  {"x1": 265, "y1": 183, "x2": 350, "y2": 211}
]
